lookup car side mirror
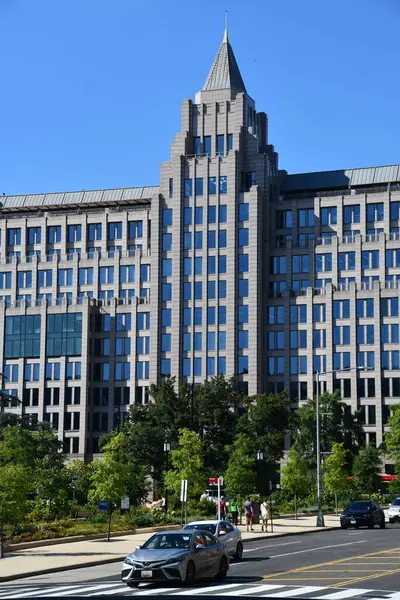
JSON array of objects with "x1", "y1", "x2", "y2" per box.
[
  {"x1": 136, "y1": 545, "x2": 141, "y2": 550},
  {"x1": 195, "y1": 544, "x2": 206, "y2": 550},
  {"x1": 219, "y1": 530, "x2": 227, "y2": 536}
]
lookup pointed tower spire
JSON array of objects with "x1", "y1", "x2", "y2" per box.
[{"x1": 202, "y1": 23, "x2": 247, "y2": 94}]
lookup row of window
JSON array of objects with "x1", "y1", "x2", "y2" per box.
[
  {"x1": 161, "y1": 279, "x2": 249, "y2": 302},
  {"x1": 162, "y1": 228, "x2": 250, "y2": 252},
  {"x1": 271, "y1": 250, "x2": 400, "y2": 275},
  {"x1": 192, "y1": 134, "x2": 233, "y2": 157},
  {"x1": 276, "y1": 202, "x2": 400, "y2": 229},
  {"x1": 183, "y1": 177, "x2": 227, "y2": 197}
]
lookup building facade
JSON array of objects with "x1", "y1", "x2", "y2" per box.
[{"x1": 1, "y1": 32, "x2": 400, "y2": 460}]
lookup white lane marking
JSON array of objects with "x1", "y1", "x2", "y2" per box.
[
  {"x1": 39, "y1": 583, "x2": 124, "y2": 597},
  {"x1": 244, "y1": 542, "x2": 302, "y2": 553},
  {"x1": 0, "y1": 589, "x2": 38, "y2": 596},
  {"x1": 172, "y1": 583, "x2": 244, "y2": 595},
  {"x1": 266, "y1": 586, "x2": 326, "y2": 597},
  {"x1": 314, "y1": 589, "x2": 373, "y2": 600},
  {"x1": 1, "y1": 585, "x2": 81, "y2": 599},
  {"x1": 270, "y1": 540, "x2": 366, "y2": 559},
  {"x1": 223, "y1": 584, "x2": 285, "y2": 596},
  {"x1": 87, "y1": 585, "x2": 137, "y2": 596},
  {"x1": 136, "y1": 587, "x2": 181, "y2": 595}
]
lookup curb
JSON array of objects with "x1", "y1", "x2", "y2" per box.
[{"x1": 0, "y1": 525, "x2": 340, "y2": 583}]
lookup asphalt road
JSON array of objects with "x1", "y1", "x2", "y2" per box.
[{"x1": 3, "y1": 525, "x2": 400, "y2": 598}]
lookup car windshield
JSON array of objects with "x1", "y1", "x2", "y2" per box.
[
  {"x1": 141, "y1": 533, "x2": 192, "y2": 550},
  {"x1": 184, "y1": 523, "x2": 217, "y2": 534},
  {"x1": 392, "y1": 498, "x2": 400, "y2": 506},
  {"x1": 347, "y1": 501, "x2": 372, "y2": 510}
]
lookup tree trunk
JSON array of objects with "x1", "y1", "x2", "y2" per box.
[
  {"x1": 335, "y1": 492, "x2": 338, "y2": 516},
  {"x1": 107, "y1": 503, "x2": 112, "y2": 542},
  {"x1": 295, "y1": 493, "x2": 297, "y2": 520}
]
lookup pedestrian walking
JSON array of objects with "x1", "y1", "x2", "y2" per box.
[
  {"x1": 230, "y1": 498, "x2": 239, "y2": 526},
  {"x1": 217, "y1": 496, "x2": 227, "y2": 519},
  {"x1": 244, "y1": 497, "x2": 254, "y2": 531},
  {"x1": 260, "y1": 498, "x2": 272, "y2": 532}
]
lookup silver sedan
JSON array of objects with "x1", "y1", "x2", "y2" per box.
[
  {"x1": 184, "y1": 520, "x2": 243, "y2": 560},
  {"x1": 121, "y1": 530, "x2": 230, "y2": 587}
]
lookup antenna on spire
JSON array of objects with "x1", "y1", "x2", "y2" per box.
[{"x1": 223, "y1": 11, "x2": 228, "y2": 43}]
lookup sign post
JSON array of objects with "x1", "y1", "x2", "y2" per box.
[
  {"x1": 217, "y1": 475, "x2": 224, "y2": 521},
  {"x1": 180, "y1": 479, "x2": 188, "y2": 527}
]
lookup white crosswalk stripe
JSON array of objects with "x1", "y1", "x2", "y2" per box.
[{"x1": 0, "y1": 582, "x2": 396, "y2": 599}]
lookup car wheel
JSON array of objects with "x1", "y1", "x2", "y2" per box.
[
  {"x1": 380, "y1": 518, "x2": 386, "y2": 529},
  {"x1": 341, "y1": 524, "x2": 348, "y2": 529},
  {"x1": 184, "y1": 561, "x2": 196, "y2": 585},
  {"x1": 126, "y1": 582, "x2": 140, "y2": 588},
  {"x1": 215, "y1": 556, "x2": 229, "y2": 581},
  {"x1": 389, "y1": 518, "x2": 394, "y2": 524},
  {"x1": 235, "y1": 541, "x2": 243, "y2": 561}
]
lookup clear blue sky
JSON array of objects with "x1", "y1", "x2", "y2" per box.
[{"x1": 1, "y1": 0, "x2": 399, "y2": 195}]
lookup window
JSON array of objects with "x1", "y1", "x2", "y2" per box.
[
  {"x1": 238, "y1": 330, "x2": 248, "y2": 349},
  {"x1": 238, "y1": 356, "x2": 248, "y2": 375},
  {"x1": 207, "y1": 206, "x2": 217, "y2": 224},
  {"x1": 333, "y1": 299, "x2": 350, "y2": 319},
  {"x1": 367, "y1": 203, "x2": 384, "y2": 222},
  {"x1": 298, "y1": 233, "x2": 315, "y2": 247},
  {"x1": 238, "y1": 254, "x2": 248, "y2": 273},
  {"x1": 78, "y1": 267, "x2": 93, "y2": 286},
  {"x1": 218, "y1": 229, "x2": 227, "y2": 248},
  {"x1": 66, "y1": 361, "x2": 81, "y2": 380},
  {"x1": 3, "y1": 364, "x2": 19, "y2": 383},
  {"x1": 46, "y1": 313, "x2": 82, "y2": 357},
  {"x1": 161, "y1": 309, "x2": 171, "y2": 327},
  {"x1": 219, "y1": 205, "x2": 227, "y2": 223},
  {"x1": 140, "y1": 264, "x2": 150, "y2": 283},
  {"x1": 208, "y1": 281, "x2": 216, "y2": 298},
  {"x1": 290, "y1": 330, "x2": 307, "y2": 349},
  {"x1": 208, "y1": 255, "x2": 216, "y2": 274},
  {"x1": 290, "y1": 356, "x2": 307, "y2": 375},
  {"x1": 88, "y1": 223, "x2": 102, "y2": 241},
  {"x1": 195, "y1": 231, "x2": 203, "y2": 249},
  {"x1": 0, "y1": 271, "x2": 11, "y2": 289},
  {"x1": 321, "y1": 207, "x2": 337, "y2": 225},
  {"x1": 267, "y1": 356, "x2": 284, "y2": 376},
  {"x1": 160, "y1": 359, "x2": 171, "y2": 376},
  {"x1": 162, "y1": 259, "x2": 172, "y2": 277},
  {"x1": 343, "y1": 205, "x2": 360, "y2": 224},
  {"x1": 25, "y1": 363, "x2": 40, "y2": 381},
  {"x1": 268, "y1": 305, "x2": 284, "y2": 324},
  {"x1": 128, "y1": 220, "x2": 143, "y2": 238},
  {"x1": 108, "y1": 222, "x2": 122, "y2": 240},
  {"x1": 219, "y1": 176, "x2": 227, "y2": 194},
  {"x1": 218, "y1": 356, "x2": 226, "y2": 375},
  {"x1": 193, "y1": 136, "x2": 201, "y2": 155},
  {"x1": 207, "y1": 357, "x2": 215, "y2": 376},
  {"x1": 195, "y1": 178, "x2": 203, "y2": 196},
  {"x1": 381, "y1": 323, "x2": 399, "y2": 344},
  {"x1": 238, "y1": 229, "x2": 249, "y2": 247},
  {"x1": 313, "y1": 355, "x2": 327, "y2": 374},
  {"x1": 386, "y1": 249, "x2": 400, "y2": 268},
  {"x1": 292, "y1": 255, "x2": 309, "y2": 273},
  {"x1": 339, "y1": 252, "x2": 356, "y2": 271},
  {"x1": 391, "y1": 202, "x2": 400, "y2": 221},
  {"x1": 194, "y1": 282, "x2": 202, "y2": 299},
  {"x1": 17, "y1": 271, "x2": 32, "y2": 288},
  {"x1": 333, "y1": 352, "x2": 351, "y2": 371},
  {"x1": 67, "y1": 224, "x2": 81, "y2": 242},
  {"x1": 382, "y1": 351, "x2": 400, "y2": 370},
  {"x1": 217, "y1": 134, "x2": 224, "y2": 155},
  {"x1": 239, "y1": 305, "x2": 248, "y2": 323},
  {"x1": 218, "y1": 255, "x2": 226, "y2": 274},
  {"x1": 183, "y1": 333, "x2": 191, "y2": 351},
  {"x1": 162, "y1": 283, "x2": 172, "y2": 302},
  {"x1": 218, "y1": 331, "x2": 226, "y2": 350},
  {"x1": 238, "y1": 279, "x2": 248, "y2": 298},
  {"x1": 99, "y1": 266, "x2": 114, "y2": 284},
  {"x1": 271, "y1": 256, "x2": 287, "y2": 274},
  {"x1": 163, "y1": 233, "x2": 172, "y2": 251},
  {"x1": 137, "y1": 312, "x2": 150, "y2": 330},
  {"x1": 268, "y1": 331, "x2": 284, "y2": 350},
  {"x1": 315, "y1": 253, "x2": 332, "y2": 272},
  {"x1": 204, "y1": 136, "x2": 211, "y2": 156},
  {"x1": 313, "y1": 304, "x2": 326, "y2": 323},
  {"x1": 276, "y1": 210, "x2": 292, "y2": 229},
  {"x1": 362, "y1": 250, "x2": 379, "y2": 269},
  {"x1": 313, "y1": 329, "x2": 326, "y2": 348},
  {"x1": 357, "y1": 298, "x2": 374, "y2": 318},
  {"x1": 194, "y1": 333, "x2": 202, "y2": 351},
  {"x1": 298, "y1": 208, "x2": 315, "y2": 227},
  {"x1": 183, "y1": 282, "x2": 191, "y2": 300},
  {"x1": 357, "y1": 351, "x2": 375, "y2": 370},
  {"x1": 94, "y1": 338, "x2": 110, "y2": 357},
  {"x1": 357, "y1": 325, "x2": 375, "y2": 344},
  {"x1": 381, "y1": 297, "x2": 399, "y2": 317},
  {"x1": 208, "y1": 177, "x2": 217, "y2": 195},
  {"x1": 182, "y1": 358, "x2": 191, "y2": 377},
  {"x1": 184, "y1": 179, "x2": 192, "y2": 197},
  {"x1": 7, "y1": 228, "x2": 21, "y2": 245},
  {"x1": 116, "y1": 337, "x2": 132, "y2": 356},
  {"x1": 207, "y1": 306, "x2": 216, "y2": 325},
  {"x1": 47, "y1": 225, "x2": 62, "y2": 244},
  {"x1": 194, "y1": 307, "x2": 202, "y2": 325},
  {"x1": 184, "y1": 207, "x2": 193, "y2": 226},
  {"x1": 238, "y1": 203, "x2": 249, "y2": 222},
  {"x1": 163, "y1": 209, "x2": 172, "y2": 227},
  {"x1": 227, "y1": 134, "x2": 233, "y2": 150},
  {"x1": 218, "y1": 305, "x2": 226, "y2": 324},
  {"x1": 208, "y1": 230, "x2": 216, "y2": 249},
  {"x1": 27, "y1": 227, "x2": 41, "y2": 244},
  {"x1": 194, "y1": 358, "x2": 202, "y2": 377},
  {"x1": 334, "y1": 326, "x2": 351, "y2": 345}
]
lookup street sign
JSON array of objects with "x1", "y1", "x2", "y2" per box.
[
  {"x1": 180, "y1": 479, "x2": 188, "y2": 502},
  {"x1": 219, "y1": 475, "x2": 224, "y2": 486},
  {"x1": 208, "y1": 477, "x2": 219, "y2": 486},
  {"x1": 98, "y1": 501, "x2": 109, "y2": 511},
  {"x1": 121, "y1": 495, "x2": 130, "y2": 511}
]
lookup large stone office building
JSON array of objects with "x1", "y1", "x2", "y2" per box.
[{"x1": 1, "y1": 31, "x2": 400, "y2": 461}]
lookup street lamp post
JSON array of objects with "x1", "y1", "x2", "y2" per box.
[
  {"x1": 164, "y1": 440, "x2": 171, "y2": 514},
  {"x1": 257, "y1": 449, "x2": 263, "y2": 496},
  {"x1": 315, "y1": 366, "x2": 365, "y2": 528}
]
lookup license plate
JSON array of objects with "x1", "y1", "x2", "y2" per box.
[
  {"x1": 141, "y1": 571, "x2": 153, "y2": 578},
  {"x1": 350, "y1": 519, "x2": 356, "y2": 524}
]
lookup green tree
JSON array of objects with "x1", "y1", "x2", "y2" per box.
[
  {"x1": 67, "y1": 460, "x2": 92, "y2": 506},
  {"x1": 89, "y1": 449, "x2": 128, "y2": 541},
  {"x1": 385, "y1": 405, "x2": 400, "y2": 483},
  {"x1": 164, "y1": 429, "x2": 206, "y2": 498},
  {"x1": 352, "y1": 446, "x2": 381, "y2": 498},
  {"x1": 0, "y1": 464, "x2": 31, "y2": 558},
  {"x1": 224, "y1": 434, "x2": 257, "y2": 501},
  {"x1": 280, "y1": 450, "x2": 309, "y2": 519},
  {"x1": 323, "y1": 442, "x2": 349, "y2": 514}
]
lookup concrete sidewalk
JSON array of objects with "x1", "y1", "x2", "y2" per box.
[{"x1": 0, "y1": 514, "x2": 340, "y2": 582}]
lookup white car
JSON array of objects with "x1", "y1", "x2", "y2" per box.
[
  {"x1": 184, "y1": 520, "x2": 243, "y2": 560},
  {"x1": 388, "y1": 497, "x2": 400, "y2": 523}
]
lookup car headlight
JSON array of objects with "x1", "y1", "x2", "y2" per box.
[
  {"x1": 164, "y1": 556, "x2": 186, "y2": 565},
  {"x1": 124, "y1": 557, "x2": 135, "y2": 566}
]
